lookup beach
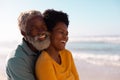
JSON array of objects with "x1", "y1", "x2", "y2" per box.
[
  {"x1": 1, "y1": 53, "x2": 120, "y2": 80},
  {"x1": 75, "y1": 58, "x2": 120, "y2": 80},
  {"x1": 1, "y1": 37, "x2": 120, "y2": 80},
  {"x1": 0, "y1": 54, "x2": 7, "y2": 80}
]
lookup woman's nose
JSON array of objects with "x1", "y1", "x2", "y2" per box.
[{"x1": 63, "y1": 33, "x2": 68, "y2": 41}]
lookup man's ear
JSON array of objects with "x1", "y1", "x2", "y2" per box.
[
  {"x1": 21, "y1": 31, "x2": 28, "y2": 40},
  {"x1": 21, "y1": 31, "x2": 26, "y2": 37}
]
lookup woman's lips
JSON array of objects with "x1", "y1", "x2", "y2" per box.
[
  {"x1": 61, "y1": 40, "x2": 66, "y2": 43},
  {"x1": 61, "y1": 40, "x2": 66, "y2": 45}
]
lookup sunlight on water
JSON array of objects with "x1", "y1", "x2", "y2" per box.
[{"x1": 67, "y1": 36, "x2": 120, "y2": 67}]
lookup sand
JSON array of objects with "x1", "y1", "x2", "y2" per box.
[
  {"x1": 75, "y1": 58, "x2": 120, "y2": 80},
  {"x1": 0, "y1": 54, "x2": 7, "y2": 80},
  {"x1": 0, "y1": 53, "x2": 120, "y2": 80}
]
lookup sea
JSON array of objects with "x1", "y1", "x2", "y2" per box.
[
  {"x1": 66, "y1": 36, "x2": 120, "y2": 67},
  {"x1": 0, "y1": 36, "x2": 120, "y2": 67}
]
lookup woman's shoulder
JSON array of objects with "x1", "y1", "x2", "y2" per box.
[
  {"x1": 61, "y1": 49, "x2": 71, "y2": 53},
  {"x1": 37, "y1": 51, "x2": 51, "y2": 63},
  {"x1": 60, "y1": 49, "x2": 72, "y2": 56}
]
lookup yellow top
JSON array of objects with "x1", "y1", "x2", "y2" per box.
[{"x1": 35, "y1": 49, "x2": 79, "y2": 80}]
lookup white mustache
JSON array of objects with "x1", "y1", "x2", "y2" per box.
[
  {"x1": 27, "y1": 31, "x2": 50, "y2": 51},
  {"x1": 35, "y1": 32, "x2": 50, "y2": 41}
]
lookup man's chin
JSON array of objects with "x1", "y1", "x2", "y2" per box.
[
  {"x1": 31, "y1": 38, "x2": 50, "y2": 51},
  {"x1": 26, "y1": 34, "x2": 50, "y2": 51}
]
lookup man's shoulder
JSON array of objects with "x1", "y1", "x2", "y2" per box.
[
  {"x1": 6, "y1": 43, "x2": 35, "y2": 69},
  {"x1": 6, "y1": 55, "x2": 36, "y2": 80},
  {"x1": 7, "y1": 47, "x2": 27, "y2": 65},
  {"x1": 7, "y1": 55, "x2": 25, "y2": 66},
  {"x1": 6, "y1": 44, "x2": 29, "y2": 66},
  {"x1": 7, "y1": 45, "x2": 27, "y2": 59}
]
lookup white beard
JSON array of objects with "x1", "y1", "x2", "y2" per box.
[{"x1": 26, "y1": 33, "x2": 50, "y2": 51}]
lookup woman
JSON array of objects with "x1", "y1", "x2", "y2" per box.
[{"x1": 35, "y1": 9, "x2": 79, "y2": 80}]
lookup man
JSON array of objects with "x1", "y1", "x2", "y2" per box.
[{"x1": 6, "y1": 10, "x2": 50, "y2": 80}]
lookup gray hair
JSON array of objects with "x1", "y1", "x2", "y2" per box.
[{"x1": 18, "y1": 10, "x2": 42, "y2": 32}]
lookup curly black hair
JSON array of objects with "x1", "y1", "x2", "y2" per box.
[{"x1": 43, "y1": 9, "x2": 69, "y2": 32}]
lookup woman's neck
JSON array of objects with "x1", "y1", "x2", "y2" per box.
[{"x1": 46, "y1": 46, "x2": 61, "y2": 64}]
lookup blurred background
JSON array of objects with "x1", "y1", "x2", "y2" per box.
[{"x1": 0, "y1": 0, "x2": 120, "y2": 80}]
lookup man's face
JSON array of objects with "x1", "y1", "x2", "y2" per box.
[{"x1": 25, "y1": 16, "x2": 50, "y2": 51}]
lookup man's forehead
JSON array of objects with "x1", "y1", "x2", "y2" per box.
[{"x1": 29, "y1": 16, "x2": 43, "y2": 21}]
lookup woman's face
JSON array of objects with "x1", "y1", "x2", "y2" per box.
[{"x1": 50, "y1": 22, "x2": 68, "y2": 51}]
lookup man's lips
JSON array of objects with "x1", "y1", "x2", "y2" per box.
[
  {"x1": 38, "y1": 35, "x2": 46, "y2": 40},
  {"x1": 37, "y1": 33, "x2": 48, "y2": 41}
]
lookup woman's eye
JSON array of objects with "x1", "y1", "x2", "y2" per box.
[
  {"x1": 58, "y1": 30, "x2": 68, "y2": 36},
  {"x1": 58, "y1": 31, "x2": 64, "y2": 34}
]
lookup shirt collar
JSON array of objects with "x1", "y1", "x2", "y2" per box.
[{"x1": 21, "y1": 38, "x2": 39, "y2": 56}]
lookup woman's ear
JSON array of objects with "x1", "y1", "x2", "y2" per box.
[
  {"x1": 49, "y1": 32, "x2": 52, "y2": 37},
  {"x1": 47, "y1": 31, "x2": 52, "y2": 37}
]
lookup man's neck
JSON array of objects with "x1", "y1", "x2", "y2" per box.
[{"x1": 23, "y1": 38, "x2": 39, "y2": 53}]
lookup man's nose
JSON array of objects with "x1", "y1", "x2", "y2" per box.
[{"x1": 38, "y1": 30, "x2": 46, "y2": 35}]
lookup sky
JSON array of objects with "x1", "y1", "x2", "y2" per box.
[{"x1": 0, "y1": 0, "x2": 120, "y2": 41}]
